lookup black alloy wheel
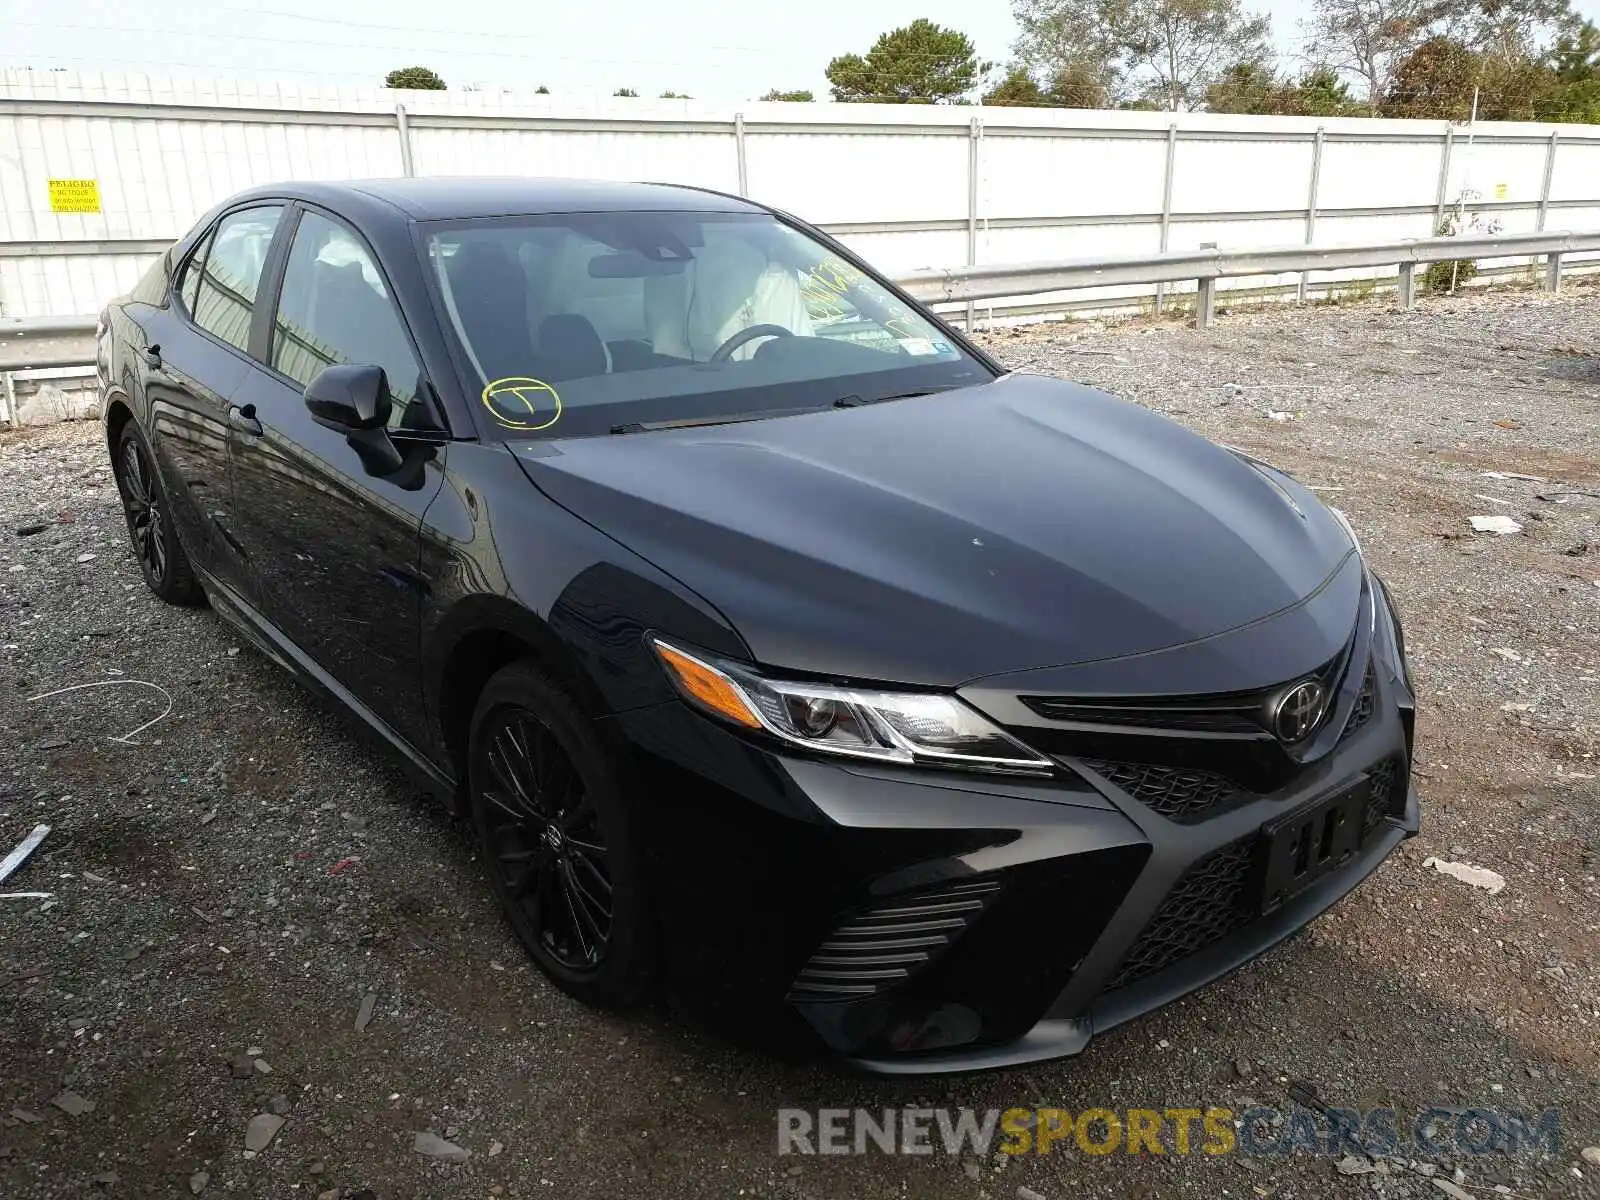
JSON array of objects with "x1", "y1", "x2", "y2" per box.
[
  {"x1": 114, "y1": 423, "x2": 200, "y2": 604},
  {"x1": 482, "y1": 709, "x2": 612, "y2": 968},
  {"x1": 468, "y1": 661, "x2": 650, "y2": 1006}
]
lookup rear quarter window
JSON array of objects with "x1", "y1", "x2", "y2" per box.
[
  {"x1": 127, "y1": 252, "x2": 173, "y2": 307},
  {"x1": 176, "y1": 230, "x2": 214, "y2": 316}
]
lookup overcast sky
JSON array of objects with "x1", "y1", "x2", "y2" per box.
[{"x1": 5, "y1": 0, "x2": 1600, "y2": 101}]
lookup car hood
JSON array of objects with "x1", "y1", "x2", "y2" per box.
[{"x1": 512, "y1": 373, "x2": 1358, "y2": 689}]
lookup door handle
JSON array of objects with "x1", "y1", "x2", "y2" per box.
[
  {"x1": 228, "y1": 403, "x2": 264, "y2": 436},
  {"x1": 143, "y1": 344, "x2": 163, "y2": 371}
]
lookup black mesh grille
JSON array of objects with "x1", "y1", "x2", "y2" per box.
[
  {"x1": 1108, "y1": 836, "x2": 1256, "y2": 990},
  {"x1": 1364, "y1": 758, "x2": 1402, "y2": 831},
  {"x1": 1022, "y1": 649, "x2": 1348, "y2": 738},
  {"x1": 1021, "y1": 695, "x2": 1264, "y2": 733},
  {"x1": 788, "y1": 879, "x2": 1001, "y2": 1003},
  {"x1": 1342, "y1": 666, "x2": 1376, "y2": 739},
  {"x1": 1080, "y1": 759, "x2": 1253, "y2": 824}
]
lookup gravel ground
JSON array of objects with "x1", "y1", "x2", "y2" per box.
[{"x1": 2, "y1": 283, "x2": 1599, "y2": 1199}]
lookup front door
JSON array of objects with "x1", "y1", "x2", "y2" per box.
[{"x1": 225, "y1": 205, "x2": 445, "y2": 751}]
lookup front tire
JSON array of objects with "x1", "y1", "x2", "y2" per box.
[
  {"x1": 468, "y1": 661, "x2": 651, "y2": 1008},
  {"x1": 113, "y1": 422, "x2": 201, "y2": 605}
]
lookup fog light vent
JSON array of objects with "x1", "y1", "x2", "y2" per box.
[{"x1": 787, "y1": 879, "x2": 1001, "y2": 1003}]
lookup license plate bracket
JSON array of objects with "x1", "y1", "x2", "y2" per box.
[{"x1": 1254, "y1": 779, "x2": 1370, "y2": 915}]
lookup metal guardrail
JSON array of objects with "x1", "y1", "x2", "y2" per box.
[
  {"x1": 1, "y1": 229, "x2": 1595, "y2": 381},
  {"x1": 896, "y1": 228, "x2": 1600, "y2": 326},
  {"x1": 1, "y1": 315, "x2": 97, "y2": 373}
]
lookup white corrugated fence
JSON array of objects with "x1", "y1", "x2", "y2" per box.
[{"x1": 5, "y1": 68, "x2": 1600, "y2": 327}]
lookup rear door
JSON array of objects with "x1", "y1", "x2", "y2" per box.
[
  {"x1": 225, "y1": 204, "x2": 446, "y2": 750},
  {"x1": 139, "y1": 204, "x2": 285, "y2": 592}
]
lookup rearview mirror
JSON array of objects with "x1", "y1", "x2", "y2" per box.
[
  {"x1": 304, "y1": 363, "x2": 391, "y2": 433},
  {"x1": 587, "y1": 251, "x2": 688, "y2": 278}
]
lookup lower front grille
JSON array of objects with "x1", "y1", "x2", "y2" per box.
[
  {"x1": 1080, "y1": 759, "x2": 1252, "y2": 824},
  {"x1": 1342, "y1": 665, "x2": 1376, "y2": 739},
  {"x1": 1107, "y1": 837, "x2": 1255, "y2": 990},
  {"x1": 788, "y1": 879, "x2": 1002, "y2": 1003},
  {"x1": 1108, "y1": 758, "x2": 1406, "y2": 993},
  {"x1": 1364, "y1": 757, "x2": 1403, "y2": 831}
]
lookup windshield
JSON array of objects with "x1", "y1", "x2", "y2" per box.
[{"x1": 423, "y1": 210, "x2": 993, "y2": 437}]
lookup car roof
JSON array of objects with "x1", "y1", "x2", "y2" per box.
[{"x1": 230, "y1": 177, "x2": 763, "y2": 221}]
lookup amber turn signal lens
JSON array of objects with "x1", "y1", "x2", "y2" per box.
[{"x1": 652, "y1": 642, "x2": 762, "y2": 729}]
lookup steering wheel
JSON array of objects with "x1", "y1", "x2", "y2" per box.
[{"x1": 709, "y1": 324, "x2": 793, "y2": 363}]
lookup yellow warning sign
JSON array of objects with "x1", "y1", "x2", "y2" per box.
[
  {"x1": 48, "y1": 179, "x2": 101, "y2": 214},
  {"x1": 1492, "y1": 182, "x2": 1509, "y2": 201}
]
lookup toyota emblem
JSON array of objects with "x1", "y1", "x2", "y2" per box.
[{"x1": 1272, "y1": 680, "x2": 1327, "y2": 743}]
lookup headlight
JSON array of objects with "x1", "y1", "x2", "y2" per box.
[
  {"x1": 1326, "y1": 506, "x2": 1378, "y2": 637},
  {"x1": 649, "y1": 637, "x2": 1053, "y2": 775},
  {"x1": 1373, "y1": 572, "x2": 1414, "y2": 692}
]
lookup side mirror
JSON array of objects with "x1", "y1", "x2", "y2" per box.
[{"x1": 304, "y1": 363, "x2": 392, "y2": 433}]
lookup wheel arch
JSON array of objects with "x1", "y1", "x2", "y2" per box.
[
  {"x1": 104, "y1": 392, "x2": 135, "y2": 456},
  {"x1": 429, "y1": 597, "x2": 611, "y2": 814}
]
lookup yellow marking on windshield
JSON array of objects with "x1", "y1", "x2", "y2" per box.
[
  {"x1": 800, "y1": 256, "x2": 863, "y2": 321},
  {"x1": 482, "y1": 376, "x2": 563, "y2": 430},
  {"x1": 801, "y1": 254, "x2": 921, "y2": 336}
]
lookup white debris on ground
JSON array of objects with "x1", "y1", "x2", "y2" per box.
[
  {"x1": 1423, "y1": 857, "x2": 1509, "y2": 895},
  {"x1": 1469, "y1": 514, "x2": 1524, "y2": 534}
]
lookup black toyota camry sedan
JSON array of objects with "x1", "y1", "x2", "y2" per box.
[{"x1": 98, "y1": 177, "x2": 1416, "y2": 1072}]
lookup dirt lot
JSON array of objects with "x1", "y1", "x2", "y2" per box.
[{"x1": 2, "y1": 284, "x2": 1598, "y2": 1199}]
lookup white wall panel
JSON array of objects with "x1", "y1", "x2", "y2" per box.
[
  {"x1": 979, "y1": 221, "x2": 1162, "y2": 265},
  {"x1": 830, "y1": 229, "x2": 966, "y2": 276},
  {"x1": 5, "y1": 70, "x2": 1600, "y2": 323},
  {"x1": 1170, "y1": 216, "x2": 1306, "y2": 250},
  {"x1": 1548, "y1": 141, "x2": 1600, "y2": 202},
  {"x1": 1171, "y1": 138, "x2": 1315, "y2": 213},
  {"x1": 1315, "y1": 210, "x2": 1438, "y2": 245},
  {"x1": 1552, "y1": 203, "x2": 1600, "y2": 229},
  {"x1": 744, "y1": 132, "x2": 967, "y2": 224},
  {"x1": 1318, "y1": 141, "x2": 1442, "y2": 210},
  {"x1": 0, "y1": 252, "x2": 158, "y2": 316},
  {"x1": 1446, "y1": 140, "x2": 1549, "y2": 207},
  {"x1": 980, "y1": 134, "x2": 1165, "y2": 219},
  {"x1": 411, "y1": 128, "x2": 737, "y2": 192}
]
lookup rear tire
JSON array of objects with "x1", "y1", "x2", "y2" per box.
[
  {"x1": 468, "y1": 660, "x2": 651, "y2": 1008},
  {"x1": 113, "y1": 422, "x2": 201, "y2": 605}
]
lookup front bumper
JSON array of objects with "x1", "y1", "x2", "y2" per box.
[
  {"x1": 612, "y1": 584, "x2": 1418, "y2": 1074},
  {"x1": 852, "y1": 775, "x2": 1417, "y2": 1073}
]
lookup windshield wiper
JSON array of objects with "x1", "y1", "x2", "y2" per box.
[
  {"x1": 610, "y1": 405, "x2": 830, "y2": 434},
  {"x1": 610, "y1": 386, "x2": 966, "y2": 433},
  {"x1": 834, "y1": 385, "x2": 962, "y2": 407}
]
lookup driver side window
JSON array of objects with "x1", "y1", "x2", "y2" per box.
[{"x1": 271, "y1": 210, "x2": 425, "y2": 431}]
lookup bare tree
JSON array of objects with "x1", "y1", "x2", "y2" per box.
[
  {"x1": 1443, "y1": 0, "x2": 1576, "y2": 62},
  {"x1": 1013, "y1": 0, "x2": 1271, "y2": 111},
  {"x1": 1303, "y1": 0, "x2": 1434, "y2": 111},
  {"x1": 1121, "y1": 0, "x2": 1272, "y2": 109}
]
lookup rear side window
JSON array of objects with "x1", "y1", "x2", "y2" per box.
[
  {"x1": 128, "y1": 250, "x2": 173, "y2": 308},
  {"x1": 176, "y1": 230, "x2": 213, "y2": 315},
  {"x1": 270, "y1": 209, "x2": 424, "y2": 430},
  {"x1": 191, "y1": 206, "x2": 284, "y2": 353}
]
